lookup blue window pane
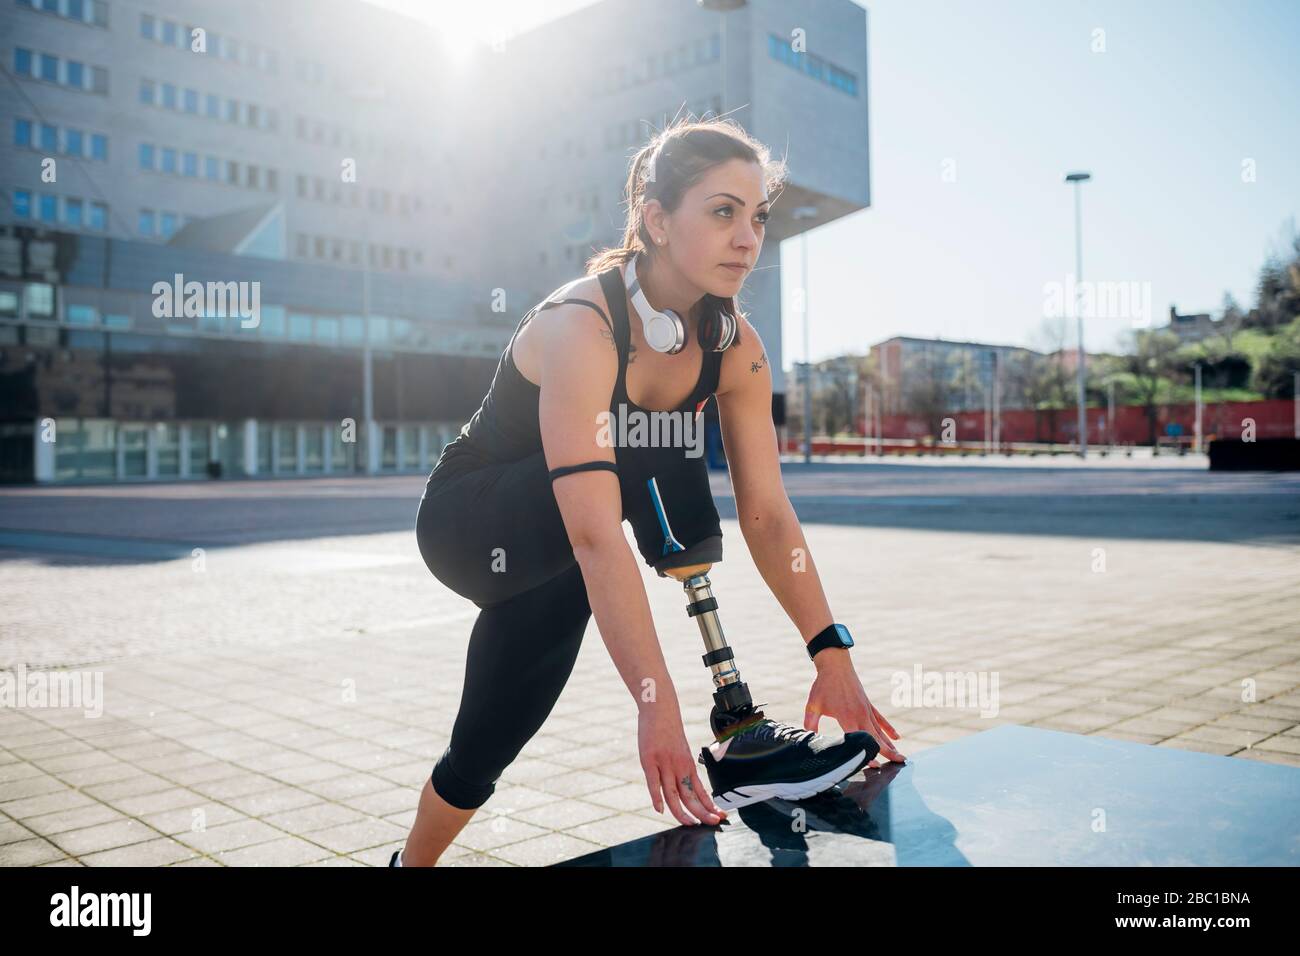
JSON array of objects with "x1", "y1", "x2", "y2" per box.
[
  {"x1": 140, "y1": 13, "x2": 154, "y2": 39},
  {"x1": 39, "y1": 124, "x2": 57, "y2": 151},
  {"x1": 39, "y1": 194, "x2": 58, "y2": 222},
  {"x1": 161, "y1": 20, "x2": 177, "y2": 45},
  {"x1": 14, "y1": 191, "x2": 32, "y2": 218},
  {"x1": 183, "y1": 88, "x2": 198, "y2": 112},
  {"x1": 182, "y1": 152, "x2": 197, "y2": 176},
  {"x1": 40, "y1": 54, "x2": 58, "y2": 82},
  {"x1": 68, "y1": 0, "x2": 86, "y2": 21},
  {"x1": 205, "y1": 93, "x2": 219, "y2": 117},
  {"x1": 65, "y1": 128, "x2": 84, "y2": 156},
  {"x1": 66, "y1": 60, "x2": 84, "y2": 89},
  {"x1": 68, "y1": 304, "x2": 97, "y2": 325},
  {"x1": 15, "y1": 119, "x2": 32, "y2": 147},
  {"x1": 15, "y1": 48, "x2": 33, "y2": 76},
  {"x1": 160, "y1": 212, "x2": 177, "y2": 238},
  {"x1": 139, "y1": 78, "x2": 154, "y2": 104},
  {"x1": 138, "y1": 143, "x2": 154, "y2": 169},
  {"x1": 259, "y1": 305, "x2": 286, "y2": 337},
  {"x1": 40, "y1": 0, "x2": 57, "y2": 13},
  {"x1": 161, "y1": 84, "x2": 176, "y2": 109},
  {"x1": 91, "y1": 133, "x2": 107, "y2": 160},
  {"x1": 204, "y1": 156, "x2": 218, "y2": 179},
  {"x1": 89, "y1": 203, "x2": 105, "y2": 230},
  {"x1": 66, "y1": 199, "x2": 83, "y2": 227},
  {"x1": 289, "y1": 313, "x2": 313, "y2": 341},
  {"x1": 138, "y1": 210, "x2": 154, "y2": 235},
  {"x1": 161, "y1": 148, "x2": 176, "y2": 173}
]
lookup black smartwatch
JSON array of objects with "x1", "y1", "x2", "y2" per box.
[{"x1": 806, "y1": 622, "x2": 854, "y2": 661}]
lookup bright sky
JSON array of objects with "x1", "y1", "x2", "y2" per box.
[{"x1": 364, "y1": 0, "x2": 1300, "y2": 368}]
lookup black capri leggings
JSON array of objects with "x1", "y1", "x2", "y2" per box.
[
  {"x1": 415, "y1": 449, "x2": 595, "y2": 810},
  {"x1": 415, "y1": 444, "x2": 723, "y2": 810}
]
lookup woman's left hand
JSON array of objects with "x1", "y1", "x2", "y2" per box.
[{"x1": 804, "y1": 651, "x2": 905, "y2": 766}]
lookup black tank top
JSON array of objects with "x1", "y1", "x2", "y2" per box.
[{"x1": 426, "y1": 263, "x2": 723, "y2": 484}]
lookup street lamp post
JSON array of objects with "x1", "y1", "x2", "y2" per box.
[
  {"x1": 1065, "y1": 171, "x2": 1092, "y2": 458},
  {"x1": 792, "y1": 205, "x2": 819, "y2": 463}
]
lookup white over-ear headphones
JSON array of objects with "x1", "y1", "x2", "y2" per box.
[{"x1": 623, "y1": 250, "x2": 737, "y2": 354}]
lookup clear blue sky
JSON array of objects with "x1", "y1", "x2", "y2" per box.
[{"x1": 368, "y1": 0, "x2": 1300, "y2": 368}]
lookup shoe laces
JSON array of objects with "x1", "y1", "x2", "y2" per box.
[{"x1": 718, "y1": 702, "x2": 816, "y2": 747}]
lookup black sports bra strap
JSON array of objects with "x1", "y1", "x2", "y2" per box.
[{"x1": 596, "y1": 266, "x2": 631, "y2": 397}]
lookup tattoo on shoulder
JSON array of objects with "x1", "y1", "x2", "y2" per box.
[
  {"x1": 598, "y1": 327, "x2": 637, "y2": 363},
  {"x1": 750, "y1": 350, "x2": 768, "y2": 374}
]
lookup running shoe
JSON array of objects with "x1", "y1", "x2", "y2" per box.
[{"x1": 697, "y1": 702, "x2": 880, "y2": 811}]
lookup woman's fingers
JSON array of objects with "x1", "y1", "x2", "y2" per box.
[
  {"x1": 642, "y1": 763, "x2": 664, "y2": 814},
  {"x1": 657, "y1": 764, "x2": 696, "y2": 826},
  {"x1": 872, "y1": 704, "x2": 900, "y2": 739},
  {"x1": 677, "y1": 764, "x2": 726, "y2": 825}
]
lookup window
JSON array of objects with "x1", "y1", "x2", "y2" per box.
[
  {"x1": 90, "y1": 133, "x2": 107, "y2": 160},
  {"x1": 247, "y1": 104, "x2": 259, "y2": 127},
  {"x1": 138, "y1": 209, "x2": 155, "y2": 235},
  {"x1": 161, "y1": 147, "x2": 176, "y2": 173},
  {"x1": 342, "y1": 316, "x2": 365, "y2": 344},
  {"x1": 68, "y1": 0, "x2": 85, "y2": 19},
  {"x1": 66, "y1": 60, "x2": 84, "y2": 89},
  {"x1": 226, "y1": 98, "x2": 239, "y2": 123},
  {"x1": 65, "y1": 128, "x2": 84, "y2": 156},
  {"x1": 38, "y1": 193, "x2": 57, "y2": 222},
  {"x1": 265, "y1": 169, "x2": 278, "y2": 192},
  {"x1": 92, "y1": 0, "x2": 107, "y2": 28},
  {"x1": 182, "y1": 152, "x2": 198, "y2": 177},
  {"x1": 40, "y1": 123, "x2": 57, "y2": 151},
  {"x1": 14, "y1": 48, "x2": 32, "y2": 77},
  {"x1": 205, "y1": 156, "x2": 219, "y2": 180},
  {"x1": 315, "y1": 316, "x2": 340, "y2": 344},
  {"x1": 162, "y1": 19, "x2": 177, "y2": 45},
  {"x1": 289, "y1": 312, "x2": 313, "y2": 342},
  {"x1": 89, "y1": 202, "x2": 105, "y2": 230},
  {"x1": 160, "y1": 212, "x2": 177, "y2": 238},
  {"x1": 226, "y1": 160, "x2": 239, "y2": 184},
  {"x1": 67, "y1": 303, "x2": 97, "y2": 325},
  {"x1": 139, "y1": 142, "x2": 154, "y2": 169},
  {"x1": 139, "y1": 78, "x2": 155, "y2": 105},
  {"x1": 161, "y1": 83, "x2": 176, "y2": 109},
  {"x1": 40, "y1": 53, "x2": 58, "y2": 82},
  {"x1": 65, "y1": 198, "x2": 83, "y2": 226},
  {"x1": 14, "y1": 190, "x2": 32, "y2": 218},
  {"x1": 183, "y1": 88, "x2": 198, "y2": 113},
  {"x1": 259, "y1": 305, "x2": 285, "y2": 337},
  {"x1": 140, "y1": 13, "x2": 155, "y2": 39},
  {"x1": 246, "y1": 165, "x2": 259, "y2": 189},
  {"x1": 92, "y1": 64, "x2": 110, "y2": 93},
  {"x1": 205, "y1": 93, "x2": 219, "y2": 118},
  {"x1": 14, "y1": 118, "x2": 32, "y2": 147},
  {"x1": 25, "y1": 283, "x2": 54, "y2": 316}
]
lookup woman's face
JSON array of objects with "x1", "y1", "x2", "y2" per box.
[{"x1": 647, "y1": 158, "x2": 769, "y2": 299}]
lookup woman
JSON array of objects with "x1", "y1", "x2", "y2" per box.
[{"x1": 396, "y1": 117, "x2": 904, "y2": 866}]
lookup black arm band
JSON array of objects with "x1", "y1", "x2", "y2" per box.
[{"x1": 548, "y1": 460, "x2": 619, "y2": 482}]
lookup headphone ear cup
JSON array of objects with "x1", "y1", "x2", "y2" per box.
[{"x1": 715, "y1": 310, "x2": 737, "y2": 351}]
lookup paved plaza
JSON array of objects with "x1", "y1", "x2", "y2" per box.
[{"x1": 2, "y1": 458, "x2": 1298, "y2": 866}]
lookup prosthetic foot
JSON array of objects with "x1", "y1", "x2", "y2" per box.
[{"x1": 644, "y1": 477, "x2": 880, "y2": 812}]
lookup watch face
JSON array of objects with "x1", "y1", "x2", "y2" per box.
[{"x1": 834, "y1": 624, "x2": 854, "y2": 648}]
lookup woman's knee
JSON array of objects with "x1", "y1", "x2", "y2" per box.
[{"x1": 430, "y1": 745, "x2": 496, "y2": 810}]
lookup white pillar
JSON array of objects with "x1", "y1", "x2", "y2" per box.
[
  {"x1": 242, "y1": 419, "x2": 258, "y2": 477},
  {"x1": 179, "y1": 424, "x2": 191, "y2": 477},
  {"x1": 366, "y1": 420, "x2": 381, "y2": 474},
  {"x1": 296, "y1": 424, "x2": 306, "y2": 475},
  {"x1": 322, "y1": 424, "x2": 333, "y2": 474},
  {"x1": 146, "y1": 425, "x2": 159, "y2": 479},
  {"x1": 34, "y1": 417, "x2": 56, "y2": 483}
]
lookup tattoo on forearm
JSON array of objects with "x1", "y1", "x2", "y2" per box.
[{"x1": 751, "y1": 350, "x2": 768, "y2": 374}]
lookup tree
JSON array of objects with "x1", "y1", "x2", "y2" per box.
[
  {"x1": 1252, "y1": 317, "x2": 1300, "y2": 398},
  {"x1": 1119, "y1": 328, "x2": 1182, "y2": 445},
  {"x1": 901, "y1": 346, "x2": 959, "y2": 439}
]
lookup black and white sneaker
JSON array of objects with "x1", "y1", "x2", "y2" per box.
[{"x1": 697, "y1": 703, "x2": 880, "y2": 811}]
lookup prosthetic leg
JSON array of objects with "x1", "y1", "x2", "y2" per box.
[{"x1": 642, "y1": 474, "x2": 761, "y2": 741}]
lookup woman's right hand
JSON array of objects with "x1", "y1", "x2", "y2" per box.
[{"x1": 637, "y1": 706, "x2": 728, "y2": 826}]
